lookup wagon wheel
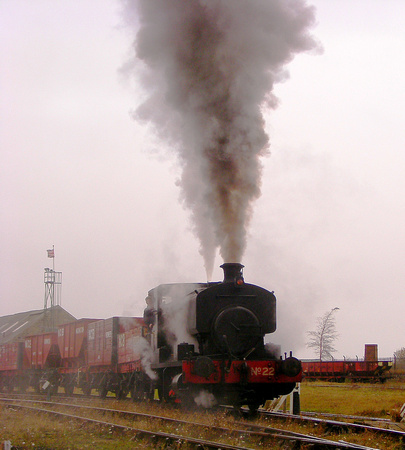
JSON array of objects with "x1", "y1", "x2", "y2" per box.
[
  {"x1": 82, "y1": 384, "x2": 92, "y2": 396},
  {"x1": 64, "y1": 384, "x2": 74, "y2": 396},
  {"x1": 115, "y1": 387, "x2": 128, "y2": 399},
  {"x1": 99, "y1": 386, "x2": 108, "y2": 399},
  {"x1": 114, "y1": 388, "x2": 122, "y2": 399},
  {"x1": 131, "y1": 378, "x2": 145, "y2": 402},
  {"x1": 18, "y1": 381, "x2": 28, "y2": 393}
]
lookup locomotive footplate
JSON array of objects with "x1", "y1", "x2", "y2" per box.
[{"x1": 182, "y1": 358, "x2": 302, "y2": 384}]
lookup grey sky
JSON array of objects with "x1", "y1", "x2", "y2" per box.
[{"x1": 1, "y1": 0, "x2": 404, "y2": 359}]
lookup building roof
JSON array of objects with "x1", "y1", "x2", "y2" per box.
[{"x1": 0, "y1": 306, "x2": 76, "y2": 345}]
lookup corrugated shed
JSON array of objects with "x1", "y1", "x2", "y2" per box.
[{"x1": 0, "y1": 306, "x2": 76, "y2": 345}]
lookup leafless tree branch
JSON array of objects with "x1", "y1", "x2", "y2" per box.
[{"x1": 306, "y1": 307, "x2": 339, "y2": 361}]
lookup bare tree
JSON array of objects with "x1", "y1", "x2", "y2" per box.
[
  {"x1": 307, "y1": 307, "x2": 339, "y2": 361},
  {"x1": 394, "y1": 347, "x2": 405, "y2": 371}
]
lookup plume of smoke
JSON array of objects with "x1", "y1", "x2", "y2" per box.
[
  {"x1": 264, "y1": 342, "x2": 282, "y2": 359},
  {"x1": 122, "y1": 0, "x2": 319, "y2": 276}
]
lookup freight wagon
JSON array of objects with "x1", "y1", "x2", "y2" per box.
[
  {"x1": 0, "y1": 341, "x2": 24, "y2": 391},
  {"x1": 57, "y1": 318, "x2": 96, "y2": 395},
  {"x1": 302, "y1": 359, "x2": 393, "y2": 382},
  {"x1": 87, "y1": 316, "x2": 146, "y2": 398}
]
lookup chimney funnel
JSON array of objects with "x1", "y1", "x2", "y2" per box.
[{"x1": 220, "y1": 263, "x2": 244, "y2": 283}]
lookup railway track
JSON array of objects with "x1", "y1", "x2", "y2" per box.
[
  {"x1": 258, "y1": 408, "x2": 405, "y2": 439},
  {"x1": 0, "y1": 396, "x2": 392, "y2": 449},
  {"x1": 4, "y1": 402, "x2": 251, "y2": 450},
  {"x1": 305, "y1": 382, "x2": 405, "y2": 391},
  {"x1": 301, "y1": 409, "x2": 405, "y2": 431},
  {"x1": 302, "y1": 410, "x2": 393, "y2": 423}
]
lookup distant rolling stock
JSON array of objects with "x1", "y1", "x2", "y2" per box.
[{"x1": 302, "y1": 359, "x2": 393, "y2": 382}]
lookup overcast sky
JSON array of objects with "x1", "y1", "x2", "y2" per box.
[{"x1": 1, "y1": 0, "x2": 404, "y2": 359}]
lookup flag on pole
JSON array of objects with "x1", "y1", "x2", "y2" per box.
[{"x1": 47, "y1": 249, "x2": 55, "y2": 258}]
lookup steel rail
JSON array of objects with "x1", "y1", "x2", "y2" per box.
[
  {"x1": 2, "y1": 398, "x2": 378, "y2": 449},
  {"x1": 235, "y1": 421, "x2": 377, "y2": 450},
  {"x1": 258, "y1": 409, "x2": 405, "y2": 439},
  {"x1": 303, "y1": 383, "x2": 405, "y2": 391},
  {"x1": 301, "y1": 410, "x2": 392, "y2": 423},
  {"x1": 4, "y1": 403, "x2": 256, "y2": 450}
]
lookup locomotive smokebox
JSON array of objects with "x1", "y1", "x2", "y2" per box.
[{"x1": 220, "y1": 263, "x2": 244, "y2": 283}]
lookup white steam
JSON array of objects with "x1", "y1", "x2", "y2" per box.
[
  {"x1": 194, "y1": 389, "x2": 217, "y2": 408},
  {"x1": 122, "y1": 0, "x2": 319, "y2": 276},
  {"x1": 133, "y1": 336, "x2": 157, "y2": 380},
  {"x1": 159, "y1": 284, "x2": 200, "y2": 357}
]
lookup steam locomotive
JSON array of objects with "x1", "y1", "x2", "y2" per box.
[
  {"x1": 141, "y1": 263, "x2": 302, "y2": 410},
  {"x1": 0, "y1": 263, "x2": 302, "y2": 412}
]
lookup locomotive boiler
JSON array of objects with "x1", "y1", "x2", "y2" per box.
[{"x1": 143, "y1": 263, "x2": 302, "y2": 411}]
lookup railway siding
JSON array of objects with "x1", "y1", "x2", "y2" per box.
[{"x1": 2, "y1": 396, "x2": 402, "y2": 449}]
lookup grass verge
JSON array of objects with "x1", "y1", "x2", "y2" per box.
[{"x1": 300, "y1": 380, "x2": 405, "y2": 418}]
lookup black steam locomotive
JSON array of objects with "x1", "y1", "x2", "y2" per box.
[{"x1": 143, "y1": 263, "x2": 302, "y2": 411}]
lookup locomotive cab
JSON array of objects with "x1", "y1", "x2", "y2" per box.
[{"x1": 144, "y1": 282, "x2": 211, "y2": 363}]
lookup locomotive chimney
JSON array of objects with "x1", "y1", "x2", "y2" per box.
[{"x1": 220, "y1": 263, "x2": 244, "y2": 283}]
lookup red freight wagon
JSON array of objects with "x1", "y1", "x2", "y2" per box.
[
  {"x1": 87, "y1": 319, "x2": 107, "y2": 366},
  {"x1": 302, "y1": 360, "x2": 345, "y2": 378},
  {"x1": 348, "y1": 360, "x2": 392, "y2": 379},
  {"x1": 87, "y1": 317, "x2": 141, "y2": 368},
  {"x1": 117, "y1": 318, "x2": 145, "y2": 372},
  {"x1": 0, "y1": 342, "x2": 25, "y2": 392},
  {"x1": 302, "y1": 359, "x2": 392, "y2": 382},
  {"x1": 24, "y1": 332, "x2": 60, "y2": 369},
  {"x1": 58, "y1": 318, "x2": 97, "y2": 368},
  {"x1": 0, "y1": 342, "x2": 24, "y2": 372}
]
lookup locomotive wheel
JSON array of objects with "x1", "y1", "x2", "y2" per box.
[
  {"x1": 176, "y1": 384, "x2": 195, "y2": 409},
  {"x1": 247, "y1": 393, "x2": 263, "y2": 414},
  {"x1": 247, "y1": 402, "x2": 261, "y2": 416}
]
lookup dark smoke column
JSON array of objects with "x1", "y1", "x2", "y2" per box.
[{"x1": 123, "y1": 0, "x2": 319, "y2": 278}]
